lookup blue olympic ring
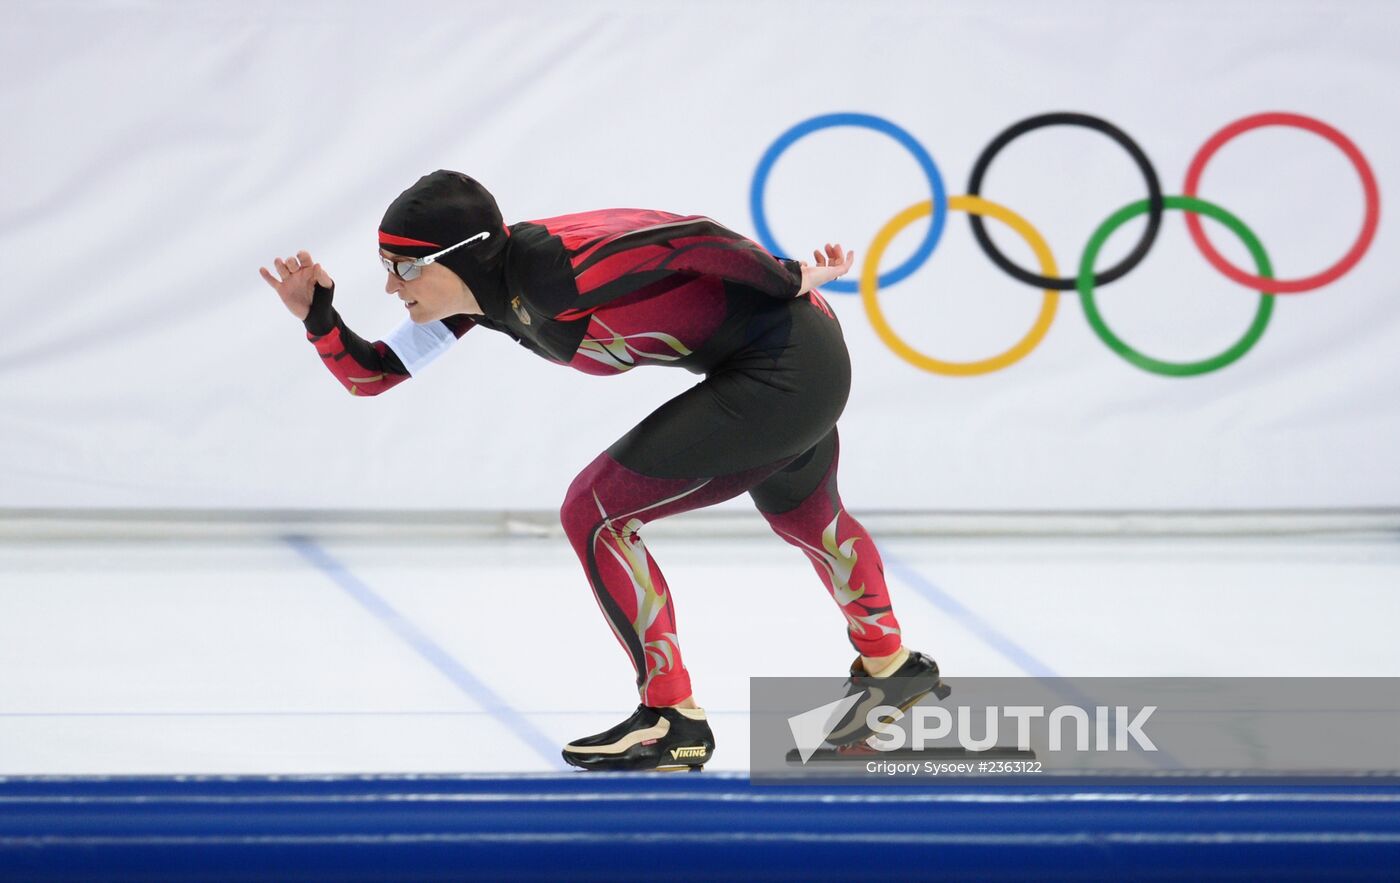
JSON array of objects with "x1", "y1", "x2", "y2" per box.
[{"x1": 749, "y1": 112, "x2": 947, "y2": 294}]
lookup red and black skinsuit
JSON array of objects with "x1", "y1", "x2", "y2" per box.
[{"x1": 306, "y1": 209, "x2": 904, "y2": 705}]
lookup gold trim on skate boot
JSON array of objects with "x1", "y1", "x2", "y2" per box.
[
  {"x1": 651, "y1": 763, "x2": 706, "y2": 773},
  {"x1": 865, "y1": 647, "x2": 911, "y2": 678}
]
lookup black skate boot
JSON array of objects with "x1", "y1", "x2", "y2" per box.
[
  {"x1": 824, "y1": 648, "x2": 951, "y2": 748},
  {"x1": 562, "y1": 705, "x2": 715, "y2": 771}
]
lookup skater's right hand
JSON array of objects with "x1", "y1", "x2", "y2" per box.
[
  {"x1": 259, "y1": 250, "x2": 334, "y2": 321},
  {"x1": 796, "y1": 243, "x2": 855, "y2": 295}
]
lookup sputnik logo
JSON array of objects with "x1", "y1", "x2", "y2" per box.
[{"x1": 787, "y1": 691, "x2": 866, "y2": 764}]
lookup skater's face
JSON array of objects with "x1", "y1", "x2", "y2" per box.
[{"x1": 382, "y1": 250, "x2": 483, "y2": 322}]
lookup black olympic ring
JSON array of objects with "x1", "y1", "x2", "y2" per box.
[{"x1": 965, "y1": 112, "x2": 1165, "y2": 291}]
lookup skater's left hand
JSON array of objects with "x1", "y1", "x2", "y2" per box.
[{"x1": 797, "y1": 243, "x2": 855, "y2": 294}]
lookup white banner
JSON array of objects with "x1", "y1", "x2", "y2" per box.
[{"x1": 1, "y1": 0, "x2": 1396, "y2": 510}]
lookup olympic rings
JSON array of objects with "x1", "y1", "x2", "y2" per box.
[
  {"x1": 750, "y1": 113, "x2": 947, "y2": 294},
  {"x1": 1183, "y1": 112, "x2": 1380, "y2": 293},
  {"x1": 1079, "y1": 196, "x2": 1274, "y2": 377},
  {"x1": 860, "y1": 196, "x2": 1059, "y2": 376},
  {"x1": 967, "y1": 112, "x2": 1164, "y2": 291},
  {"x1": 750, "y1": 110, "x2": 1379, "y2": 377}
]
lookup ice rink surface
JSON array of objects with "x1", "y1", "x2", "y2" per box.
[{"x1": 3, "y1": 530, "x2": 1398, "y2": 775}]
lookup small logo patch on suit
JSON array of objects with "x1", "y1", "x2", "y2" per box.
[{"x1": 511, "y1": 296, "x2": 532, "y2": 325}]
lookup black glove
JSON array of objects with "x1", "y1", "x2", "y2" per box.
[{"x1": 303, "y1": 282, "x2": 336, "y2": 336}]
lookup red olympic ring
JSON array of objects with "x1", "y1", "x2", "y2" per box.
[{"x1": 1183, "y1": 112, "x2": 1380, "y2": 294}]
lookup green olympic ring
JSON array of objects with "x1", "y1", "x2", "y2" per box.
[{"x1": 1078, "y1": 196, "x2": 1274, "y2": 377}]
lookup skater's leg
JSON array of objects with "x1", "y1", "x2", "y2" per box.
[
  {"x1": 748, "y1": 428, "x2": 905, "y2": 663},
  {"x1": 751, "y1": 428, "x2": 952, "y2": 746},
  {"x1": 560, "y1": 448, "x2": 782, "y2": 707}
]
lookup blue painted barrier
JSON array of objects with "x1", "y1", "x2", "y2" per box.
[{"x1": 2, "y1": 773, "x2": 1399, "y2": 881}]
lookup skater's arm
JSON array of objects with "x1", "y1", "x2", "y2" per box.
[
  {"x1": 616, "y1": 217, "x2": 853, "y2": 296},
  {"x1": 261, "y1": 250, "x2": 470, "y2": 397},
  {"x1": 301, "y1": 282, "x2": 412, "y2": 397},
  {"x1": 649, "y1": 225, "x2": 855, "y2": 297},
  {"x1": 559, "y1": 216, "x2": 808, "y2": 318},
  {"x1": 630, "y1": 216, "x2": 806, "y2": 298}
]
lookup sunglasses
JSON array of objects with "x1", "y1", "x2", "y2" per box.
[{"x1": 381, "y1": 230, "x2": 491, "y2": 281}]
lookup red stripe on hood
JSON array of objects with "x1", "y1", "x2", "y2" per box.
[{"x1": 378, "y1": 231, "x2": 441, "y2": 248}]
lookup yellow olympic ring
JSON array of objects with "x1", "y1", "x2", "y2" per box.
[{"x1": 859, "y1": 195, "x2": 1059, "y2": 376}]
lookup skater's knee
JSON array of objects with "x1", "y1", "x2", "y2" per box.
[{"x1": 560, "y1": 475, "x2": 597, "y2": 542}]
